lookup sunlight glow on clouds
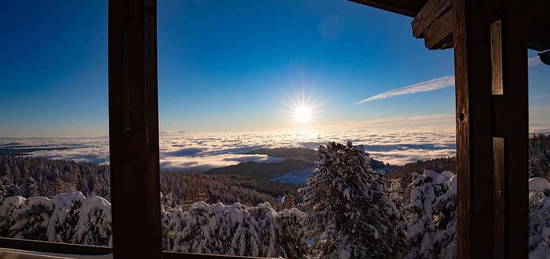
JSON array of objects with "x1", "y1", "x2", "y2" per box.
[
  {"x1": 0, "y1": 123, "x2": 457, "y2": 170},
  {"x1": 3, "y1": 108, "x2": 548, "y2": 170}
]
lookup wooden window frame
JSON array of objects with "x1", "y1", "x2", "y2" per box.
[{"x1": 0, "y1": 0, "x2": 531, "y2": 258}]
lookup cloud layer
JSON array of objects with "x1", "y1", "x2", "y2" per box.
[
  {"x1": 3, "y1": 113, "x2": 549, "y2": 170},
  {"x1": 0, "y1": 126, "x2": 458, "y2": 169}
]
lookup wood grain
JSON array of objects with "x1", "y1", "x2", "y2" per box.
[{"x1": 108, "y1": 0, "x2": 163, "y2": 258}]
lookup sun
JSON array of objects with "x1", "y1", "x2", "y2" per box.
[
  {"x1": 282, "y1": 87, "x2": 323, "y2": 128},
  {"x1": 292, "y1": 105, "x2": 313, "y2": 124}
]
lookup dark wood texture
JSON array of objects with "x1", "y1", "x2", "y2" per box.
[
  {"x1": 493, "y1": 137, "x2": 505, "y2": 258},
  {"x1": 496, "y1": 1, "x2": 529, "y2": 257},
  {"x1": 412, "y1": 0, "x2": 451, "y2": 37},
  {"x1": 108, "y1": 0, "x2": 162, "y2": 258},
  {"x1": 526, "y1": 0, "x2": 550, "y2": 51},
  {"x1": 490, "y1": 20, "x2": 503, "y2": 95},
  {"x1": 0, "y1": 238, "x2": 272, "y2": 259},
  {"x1": 0, "y1": 238, "x2": 111, "y2": 255},
  {"x1": 454, "y1": 0, "x2": 529, "y2": 258},
  {"x1": 453, "y1": 0, "x2": 494, "y2": 257},
  {"x1": 353, "y1": 0, "x2": 550, "y2": 50},
  {"x1": 423, "y1": 9, "x2": 454, "y2": 49}
]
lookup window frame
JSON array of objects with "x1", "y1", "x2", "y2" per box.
[{"x1": 0, "y1": 0, "x2": 533, "y2": 258}]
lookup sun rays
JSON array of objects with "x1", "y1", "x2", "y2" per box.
[{"x1": 283, "y1": 88, "x2": 323, "y2": 128}]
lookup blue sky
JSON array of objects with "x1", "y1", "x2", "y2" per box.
[{"x1": 0, "y1": 0, "x2": 548, "y2": 137}]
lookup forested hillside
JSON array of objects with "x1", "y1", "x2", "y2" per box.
[
  {"x1": 530, "y1": 134, "x2": 550, "y2": 180},
  {"x1": 0, "y1": 155, "x2": 296, "y2": 208},
  {"x1": 0, "y1": 155, "x2": 110, "y2": 199}
]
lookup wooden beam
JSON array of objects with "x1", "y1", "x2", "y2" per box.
[
  {"x1": 423, "y1": 9, "x2": 454, "y2": 49},
  {"x1": 492, "y1": 137, "x2": 505, "y2": 258},
  {"x1": 411, "y1": 0, "x2": 550, "y2": 51},
  {"x1": 412, "y1": 0, "x2": 451, "y2": 38},
  {"x1": 410, "y1": 0, "x2": 454, "y2": 50},
  {"x1": 0, "y1": 238, "x2": 111, "y2": 256},
  {"x1": 108, "y1": 0, "x2": 163, "y2": 258},
  {"x1": 453, "y1": 0, "x2": 494, "y2": 257},
  {"x1": 0, "y1": 238, "x2": 269, "y2": 259},
  {"x1": 498, "y1": 1, "x2": 529, "y2": 257},
  {"x1": 349, "y1": 0, "x2": 425, "y2": 17},
  {"x1": 454, "y1": 0, "x2": 529, "y2": 257},
  {"x1": 490, "y1": 20, "x2": 503, "y2": 95}
]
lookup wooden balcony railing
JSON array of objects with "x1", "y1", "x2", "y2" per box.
[{"x1": 0, "y1": 238, "x2": 269, "y2": 259}]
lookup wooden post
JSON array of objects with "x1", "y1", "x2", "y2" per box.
[
  {"x1": 453, "y1": 0, "x2": 494, "y2": 257},
  {"x1": 454, "y1": 0, "x2": 528, "y2": 257},
  {"x1": 495, "y1": 1, "x2": 529, "y2": 257},
  {"x1": 108, "y1": 0, "x2": 162, "y2": 258}
]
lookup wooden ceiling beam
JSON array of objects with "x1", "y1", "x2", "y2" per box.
[
  {"x1": 351, "y1": 0, "x2": 550, "y2": 51},
  {"x1": 422, "y1": 8, "x2": 454, "y2": 49},
  {"x1": 411, "y1": 0, "x2": 454, "y2": 50},
  {"x1": 412, "y1": 0, "x2": 451, "y2": 38}
]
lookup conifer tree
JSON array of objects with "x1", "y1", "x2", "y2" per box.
[{"x1": 300, "y1": 142, "x2": 406, "y2": 258}]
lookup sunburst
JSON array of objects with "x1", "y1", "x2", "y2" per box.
[{"x1": 283, "y1": 88, "x2": 322, "y2": 127}]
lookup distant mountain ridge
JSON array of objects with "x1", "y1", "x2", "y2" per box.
[
  {"x1": 247, "y1": 147, "x2": 318, "y2": 162},
  {"x1": 209, "y1": 147, "x2": 390, "y2": 184},
  {"x1": 204, "y1": 159, "x2": 314, "y2": 180}
]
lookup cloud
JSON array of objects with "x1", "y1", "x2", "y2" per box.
[
  {"x1": 1, "y1": 127, "x2": 458, "y2": 167},
  {"x1": 165, "y1": 147, "x2": 203, "y2": 157},
  {"x1": 355, "y1": 55, "x2": 544, "y2": 105},
  {"x1": 354, "y1": 75, "x2": 455, "y2": 104}
]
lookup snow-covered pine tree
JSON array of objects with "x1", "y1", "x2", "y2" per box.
[
  {"x1": 528, "y1": 177, "x2": 550, "y2": 258},
  {"x1": 162, "y1": 201, "x2": 306, "y2": 258},
  {"x1": 299, "y1": 142, "x2": 406, "y2": 258},
  {"x1": 0, "y1": 192, "x2": 112, "y2": 246},
  {"x1": 10, "y1": 196, "x2": 52, "y2": 240},
  {"x1": 405, "y1": 170, "x2": 456, "y2": 259}
]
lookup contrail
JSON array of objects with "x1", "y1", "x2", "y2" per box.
[
  {"x1": 353, "y1": 75, "x2": 455, "y2": 105},
  {"x1": 354, "y1": 55, "x2": 543, "y2": 105}
]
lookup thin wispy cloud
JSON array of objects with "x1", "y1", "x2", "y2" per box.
[
  {"x1": 354, "y1": 76, "x2": 455, "y2": 105},
  {"x1": 355, "y1": 55, "x2": 544, "y2": 105}
]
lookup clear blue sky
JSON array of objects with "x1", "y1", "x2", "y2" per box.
[{"x1": 0, "y1": 0, "x2": 548, "y2": 137}]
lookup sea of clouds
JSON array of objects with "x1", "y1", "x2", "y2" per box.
[{"x1": 0, "y1": 127, "x2": 461, "y2": 172}]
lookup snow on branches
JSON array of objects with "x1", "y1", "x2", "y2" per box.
[
  {"x1": 405, "y1": 170, "x2": 457, "y2": 259},
  {"x1": 0, "y1": 192, "x2": 306, "y2": 258},
  {"x1": 299, "y1": 142, "x2": 406, "y2": 259},
  {"x1": 0, "y1": 192, "x2": 112, "y2": 246},
  {"x1": 529, "y1": 177, "x2": 550, "y2": 258},
  {"x1": 162, "y1": 202, "x2": 306, "y2": 258}
]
